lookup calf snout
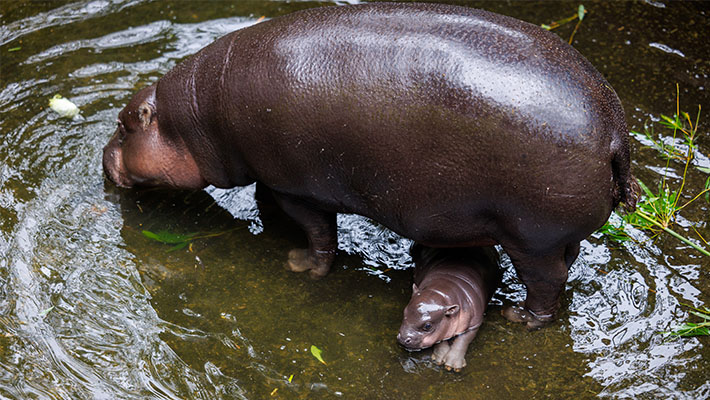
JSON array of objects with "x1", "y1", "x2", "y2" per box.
[
  {"x1": 397, "y1": 332, "x2": 411, "y2": 345},
  {"x1": 397, "y1": 330, "x2": 421, "y2": 350}
]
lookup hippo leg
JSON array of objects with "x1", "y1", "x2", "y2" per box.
[
  {"x1": 431, "y1": 341, "x2": 450, "y2": 365},
  {"x1": 271, "y1": 192, "x2": 337, "y2": 278},
  {"x1": 431, "y1": 329, "x2": 478, "y2": 372},
  {"x1": 564, "y1": 242, "x2": 581, "y2": 269},
  {"x1": 502, "y1": 243, "x2": 577, "y2": 330}
]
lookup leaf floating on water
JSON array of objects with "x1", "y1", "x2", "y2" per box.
[
  {"x1": 310, "y1": 345, "x2": 326, "y2": 365},
  {"x1": 142, "y1": 229, "x2": 198, "y2": 252},
  {"x1": 141, "y1": 230, "x2": 161, "y2": 241},
  {"x1": 8, "y1": 47, "x2": 21, "y2": 52},
  {"x1": 48, "y1": 94, "x2": 79, "y2": 118},
  {"x1": 142, "y1": 227, "x2": 240, "y2": 252},
  {"x1": 578, "y1": 5, "x2": 586, "y2": 21},
  {"x1": 288, "y1": 374, "x2": 293, "y2": 383},
  {"x1": 168, "y1": 242, "x2": 189, "y2": 252},
  {"x1": 142, "y1": 230, "x2": 196, "y2": 244}
]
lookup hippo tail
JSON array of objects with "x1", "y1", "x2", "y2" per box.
[{"x1": 610, "y1": 134, "x2": 640, "y2": 212}]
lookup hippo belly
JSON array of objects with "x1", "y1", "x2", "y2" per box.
[{"x1": 103, "y1": 3, "x2": 637, "y2": 328}]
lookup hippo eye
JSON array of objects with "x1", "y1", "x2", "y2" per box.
[{"x1": 422, "y1": 322, "x2": 432, "y2": 332}]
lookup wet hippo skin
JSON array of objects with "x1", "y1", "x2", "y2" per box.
[
  {"x1": 398, "y1": 245, "x2": 501, "y2": 371},
  {"x1": 103, "y1": 3, "x2": 638, "y2": 328}
]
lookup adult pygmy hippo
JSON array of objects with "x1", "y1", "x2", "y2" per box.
[
  {"x1": 398, "y1": 245, "x2": 501, "y2": 371},
  {"x1": 103, "y1": 3, "x2": 638, "y2": 328}
]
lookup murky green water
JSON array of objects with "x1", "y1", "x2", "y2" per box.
[{"x1": 1, "y1": 1, "x2": 708, "y2": 398}]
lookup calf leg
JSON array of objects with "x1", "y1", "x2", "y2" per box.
[{"x1": 431, "y1": 328, "x2": 478, "y2": 372}]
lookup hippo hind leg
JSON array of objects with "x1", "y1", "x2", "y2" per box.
[
  {"x1": 270, "y1": 191, "x2": 337, "y2": 279},
  {"x1": 502, "y1": 242, "x2": 579, "y2": 330}
]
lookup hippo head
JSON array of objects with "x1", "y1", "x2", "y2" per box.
[
  {"x1": 102, "y1": 84, "x2": 206, "y2": 189},
  {"x1": 397, "y1": 284, "x2": 461, "y2": 350}
]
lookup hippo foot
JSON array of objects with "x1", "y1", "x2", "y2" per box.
[
  {"x1": 431, "y1": 341, "x2": 450, "y2": 365},
  {"x1": 502, "y1": 302, "x2": 553, "y2": 330},
  {"x1": 431, "y1": 341, "x2": 466, "y2": 372},
  {"x1": 286, "y1": 249, "x2": 328, "y2": 279}
]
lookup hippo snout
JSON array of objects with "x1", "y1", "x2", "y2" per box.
[
  {"x1": 397, "y1": 330, "x2": 422, "y2": 350},
  {"x1": 102, "y1": 136, "x2": 129, "y2": 188},
  {"x1": 397, "y1": 332, "x2": 410, "y2": 345}
]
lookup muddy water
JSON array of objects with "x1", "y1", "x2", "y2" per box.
[{"x1": 1, "y1": 1, "x2": 708, "y2": 399}]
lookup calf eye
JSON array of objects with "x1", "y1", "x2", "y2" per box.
[{"x1": 422, "y1": 322, "x2": 432, "y2": 331}]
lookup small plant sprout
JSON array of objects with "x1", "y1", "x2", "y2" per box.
[
  {"x1": 601, "y1": 85, "x2": 709, "y2": 257},
  {"x1": 668, "y1": 304, "x2": 710, "y2": 338},
  {"x1": 541, "y1": 5, "x2": 587, "y2": 44},
  {"x1": 598, "y1": 86, "x2": 708, "y2": 339}
]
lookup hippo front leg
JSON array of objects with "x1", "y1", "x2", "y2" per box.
[
  {"x1": 271, "y1": 192, "x2": 337, "y2": 279},
  {"x1": 431, "y1": 328, "x2": 478, "y2": 372}
]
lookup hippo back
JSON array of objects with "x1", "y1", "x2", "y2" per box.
[{"x1": 155, "y1": 3, "x2": 629, "y2": 252}]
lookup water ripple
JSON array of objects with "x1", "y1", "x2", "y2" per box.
[{"x1": 0, "y1": 0, "x2": 151, "y2": 46}]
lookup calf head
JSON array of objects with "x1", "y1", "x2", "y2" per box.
[{"x1": 397, "y1": 284, "x2": 461, "y2": 350}]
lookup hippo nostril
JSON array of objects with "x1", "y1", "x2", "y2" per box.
[{"x1": 404, "y1": 338, "x2": 411, "y2": 345}]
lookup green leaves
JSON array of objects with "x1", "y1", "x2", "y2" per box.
[
  {"x1": 540, "y1": 5, "x2": 586, "y2": 44},
  {"x1": 310, "y1": 345, "x2": 326, "y2": 365},
  {"x1": 600, "y1": 88, "x2": 709, "y2": 257},
  {"x1": 668, "y1": 306, "x2": 710, "y2": 338},
  {"x1": 698, "y1": 167, "x2": 710, "y2": 202},
  {"x1": 142, "y1": 230, "x2": 197, "y2": 252},
  {"x1": 623, "y1": 180, "x2": 680, "y2": 232},
  {"x1": 597, "y1": 220, "x2": 630, "y2": 242},
  {"x1": 540, "y1": 5, "x2": 585, "y2": 31},
  {"x1": 141, "y1": 226, "x2": 242, "y2": 252}
]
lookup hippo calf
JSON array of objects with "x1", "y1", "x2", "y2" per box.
[
  {"x1": 398, "y1": 245, "x2": 501, "y2": 371},
  {"x1": 103, "y1": 3, "x2": 637, "y2": 327}
]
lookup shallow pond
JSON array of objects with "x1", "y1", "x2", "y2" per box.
[{"x1": 1, "y1": 0, "x2": 709, "y2": 399}]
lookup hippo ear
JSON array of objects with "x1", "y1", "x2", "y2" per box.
[
  {"x1": 412, "y1": 283, "x2": 420, "y2": 294},
  {"x1": 138, "y1": 101, "x2": 155, "y2": 129},
  {"x1": 445, "y1": 304, "x2": 459, "y2": 316}
]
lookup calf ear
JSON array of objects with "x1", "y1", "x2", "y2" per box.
[
  {"x1": 412, "y1": 283, "x2": 420, "y2": 294},
  {"x1": 138, "y1": 101, "x2": 155, "y2": 129},
  {"x1": 445, "y1": 304, "x2": 459, "y2": 316}
]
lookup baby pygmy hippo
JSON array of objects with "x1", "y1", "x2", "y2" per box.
[{"x1": 397, "y1": 245, "x2": 501, "y2": 371}]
